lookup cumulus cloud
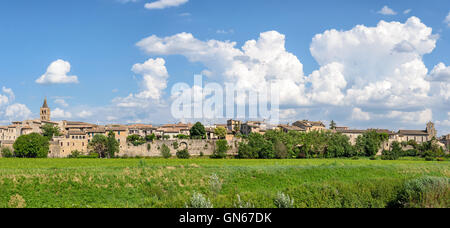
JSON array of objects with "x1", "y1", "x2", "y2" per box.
[
  {"x1": 4, "y1": 104, "x2": 31, "y2": 120},
  {"x1": 145, "y1": 0, "x2": 188, "y2": 10},
  {"x1": 386, "y1": 109, "x2": 433, "y2": 124},
  {"x1": 52, "y1": 108, "x2": 72, "y2": 119},
  {"x1": 377, "y1": 5, "x2": 397, "y2": 15},
  {"x1": 78, "y1": 110, "x2": 93, "y2": 118},
  {"x1": 351, "y1": 108, "x2": 371, "y2": 121},
  {"x1": 429, "y1": 63, "x2": 450, "y2": 82},
  {"x1": 36, "y1": 59, "x2": 79, "y2": 84},
  {"x1": 445, "y1": 11, "x2": 450, "y2": 27},
  {"x1": 54, "y1": 98, "x2": 69, "y2": 107},
  {"x1": 132, "y1": 58, "x2": 169, "y2": 100}
]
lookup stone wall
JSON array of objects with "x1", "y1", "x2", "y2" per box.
[{"x1": 119, "y1": 139, "x2": 241, "y2": 158}]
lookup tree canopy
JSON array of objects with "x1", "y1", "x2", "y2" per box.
[
  {"x1": 190, "y1": 122, "x2": 206, "y2": 139},
  {"x1": 13, "y1": 133, "x2": 49, "y2": 158},
  {"x1": 41, "y1": 124, "x2": 61, "y2": 140}
]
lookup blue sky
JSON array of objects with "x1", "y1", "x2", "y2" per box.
[{"x1": 1, "y1": 0, "x2": 450, "y2": 134}]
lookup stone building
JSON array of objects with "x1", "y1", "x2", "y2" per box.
[{"x1": 292, "y1": 120, "x2": 326, "y2": 132}]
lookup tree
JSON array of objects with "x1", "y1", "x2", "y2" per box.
[
  {"x1": 127, "y1": 134, "x2": 145, "y2": 146},
  {"x1": 41, "y1": 124, "x2": 61, "y2": 140},
  {"x1": 355, "y1": 130, "x2": 389, "y2": 157},
  {"x1": 176, "y1": 149, "x2": 190, "y2": 159},
  {"x1": 88, "y1": 134, "x2": 108, "y2": 158},
  {"x1": 238, "y1": 133, "x2": 274, "y2": 159},
  {"x1": 106, "y1": 131, "x2": 120, "y2": 158},
  {"x1": 329, "y1": 120, "x2": 337, "y2": 130},
  {"x1": 211, "y1": 140, "x2": 229, "y2": 158},
  {"x1": 382, "y1": 141, "x2": 402, "y2": 160},
  {"x1": 190, "y1": 122, "x2": 206, "y2": 139},
  {"x1": 13, "y1": 133, "x2": 49, "y2": 158},
  {"x1": 214, "y1": 127, "x2": 227, "y2": 139},
  {"x1": 160, "y1": 144, "x2": 171, "y2": 158},
  {"x1": 1, "y1": 147, "x2": 14, "y2": 158},
  {"x1": 145, "y1": 134, "x2": 156, "y2": 142}
]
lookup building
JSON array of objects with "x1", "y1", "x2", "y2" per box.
[
  {"x1": 292, "y1": 120, "x2": 326, "y2": 132},
  {"x1": 278, "y1": 124, "x2": 305, "y2": 133},
  {"x1": 227, "y1": 119, "x2": 242, "y2": 133}
]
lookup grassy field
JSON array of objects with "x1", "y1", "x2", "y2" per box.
[{"x1": 0, "y1": 158, "x2": 449, "y2": 208}]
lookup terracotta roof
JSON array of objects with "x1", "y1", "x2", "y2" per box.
[
  {"x1": 162, "y1": 128, "x2": 181, "y2": 134},
  {"x1": 68, "y1": 130, "x2": 86, "y2": 136},
  {"x1": 86, "y1": 128, "x2": 106, "y2": 133},
  {"x1": 42, "y1": 98, "x2": 48, "y2": 108},
  {"x1": 336, "y1": 129, "x2": 366, "y2": 134}
]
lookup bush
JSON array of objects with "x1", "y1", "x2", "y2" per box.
[
  {"x1": 78, "y1": 152, "x2": 99, "y2": 159},
  {"x1": 127, "y1": 135, "x2": 145, "y2": 146},
  {"x1": 147, "y1": 143, "x2": 151, "y2": 152},
  {"x1": 274, "y1": 192, "x2": 295, "y2": 208},
  {"x1": 425, "y1": 156, "x2": 434, "y2": 161},
  {"x1": 176, "y1": 149, "x2": 190, "y2": 159},
  {"x1": 209, "y1": 173, "x2": 222, "y2": 194},
  {"x1": 1, "y1": 147, "x2": 14, "y2": 158},
  {"x1": 145, "y1": 134, "x2": 156, "y2": 142},
  {"x1": 172, "y1": 142, "x2": 179, "y2": 150},
  {"x1": 68, "y1": 150, "x2": 82, "y2": 158},
  {"x1": 160, "y1": 144, "x2": 171, "y2": 159},
  {"x1": 185, "y1": 193, "x2": 213, "y2": 208},
  {"x1": 13, "y1": 133, "x2": 49, "y2": 158},
  {"x1": 234, "y1": 195, "x2": 254, "y2": 208},
  {"x1": 211, "y1": 140, "x2": 229, "y2": 159},
  {"x1": 391, "y1": 177, "x2": 450, "y2": 208}
]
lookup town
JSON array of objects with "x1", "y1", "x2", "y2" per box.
[{"x1": 0, "y1": 98, "x2": 448, "y2": 158}]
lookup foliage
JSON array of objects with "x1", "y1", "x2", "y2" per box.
[
  {"x1": 329, "y1": 120, "x2": 337, "y2": 130},
  {"x1": 176, "y1": 149, "x2": 190, "y2": 159},
  {"x1": 1, "y1": 147, "x2": 14, "y2": 158},
  {"x1": 274, "y1": 192, "x2": 295, "y2": 208},
  {"x1": 162, "y1": 135, "x2": 170, "y2": 140},
  {"x1": 13, "y1": 133, "x2": 49, "y2": 158},
  {"x1": 145, "y1": 134, "x2": 156, "y2": 142},
  {"x1": 211, "y1": 140, "x2": 229, "y2": 159},
  {"x1": 176, "y1": 134, "x2": 189, "y2": 139},
  {"x1": 382, "y1": 141, "x2": 402, "y2": 160},
  {"x1": 186, "y1": 193, "x2": 213, "y2": 208},
  {"x1": 214, "y1": 127, "x2": 227, "y2": 139},
  {"x1": 391, "y1": 176, "x2": 450, "y2": 208},
  {"x1": 88, "y1": 132, "x2": 119, "y2": 158},
  {"x1": 209, "y1": 173, "x2": 223, "y2": 194},
  {"x1": 147, "y1": 143, "x2": 151, "y2": 152},
  {"x1": 160, "y1": 144, "x2": 171, "y2": 159},
  {"x1": 127, "y1": 134, "x2": 146, "y2": 146},
  {"x1": 41, "y1": 124, "x2": 61, "y2": 140},
  {"x1": 172, "y1": 142, "x2": 179, "y2": 150},
  {"x1": 190, "y1": 122, "x2": 206, "y2": 139},
  {"x1": 355, "y1": 130, "x2": 389, "y2": 157},
  {"x1": 234, "y1": 195, "x2": 254, "y2": 208},
  {"x1": 238, "y1": 133, "x2": 274, "y2": 159},
  {"x1": 68, "y1": 150, "x2": 82, "y2": 158}
]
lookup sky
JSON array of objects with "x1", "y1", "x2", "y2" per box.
[{"x1": 0, "y1": 0, "x2": 450, "y2": 134}]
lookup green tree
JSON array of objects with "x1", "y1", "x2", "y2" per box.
[
  {"x1": 382, "y1": 141, "x2": 402, "y2": 160},
  {"x1": 13, "y1": 133, "x2": 49, "y2": 158},
  {"x1": 355, "y1": 130, "x2": 389, "y2": 157},
  {"x1": 329, "y1": 120, "x2": 337, "y2": 130},
  {"x1": 41, "y1": 124, "x2": 61, "y2": 140},
  {"x1": 106, "y1": 131, "x2": 120, "y2": 158},
  {"x1": 190, "y1": 122, "x2": 206, "y2": 139},
  {"x1": 127, "y1": 134, "x2": 145, "y2": 146},
  {"x1": 176, "y1": 149, "x2": 190, "y2": 159},
  {"x1": 145, "y1": 134, "x2": 156, "y2": 142},
  {"x1": 214, "y1": 127, "x2": 227, "y2": 139},
  {"x1": 88, "y1": 134, "x2": 108, "y2": 158},
  {"x1": 1, "y1": 147, "x2": 14, "y2": 158},
  {"x1": 211, "y1": 139, "x2": 229, "y2": 158},
  {"x1": 238, "y1": 133, "x2": 274, "y2": 159},
  {"x1": 160, "y1": 144, "x2": 171, "y2": 158}
]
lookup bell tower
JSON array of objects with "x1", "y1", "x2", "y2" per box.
[
  {"x1": 40, "y1": 98, "x2": 51, "y2": 121},
  {"x1": 426, "y1": 121, "x2": 436, "y2": 138}
]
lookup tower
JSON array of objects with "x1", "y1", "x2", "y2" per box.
[
  {"x1": 40, "y1": 98, "x2": 51, "y2": 121},
  {"x1": 426, "y1": 121, "x2": 436, "y2": 139}
]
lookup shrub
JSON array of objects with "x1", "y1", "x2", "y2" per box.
[
  {"x1": 274, "y1": 192, "x2": 295, "y2": 208},
  {"x1": 391, "y1": 176, "x2": 450, "y2": 208},
  {"x1": 13, "y1": 133, "x2": 49, "y2": 158},
  {"x1": 425, "y1": 156, "x2": 434, "y2": 161},
  {"x1": 209, "y1": 173, "x2": 222, "y2": 194},
  {"x1": 1, "y1": 147, "x2": 14, "y2": 158},
  {"x1": 160, "y1": 144, "x2": 171, "y2": 159},
  {"x1": 145, "y1": 134, "x2": 156, "y2": 142},
  {"x1": 127, "y1": 135, "x2": 145, "y2": 146},
  {"x1": 211, "y1": 140, "x2": 229, "y2": 159},
  {"x1": 147, "y1": 143, "x2": 151, "y2": 152},
  {"x1": 172, "y1": 142, "x2": 179, "y2": 150},
  {"x1": 234, "y1": 195, "x2": 254, "y2": 208},
  {"x1": 186, "y1": 193, "x2": 213, "y2": 208},
  {"x1": 78, "y1": 152, "x2": 99, "y2": 159},
  {"x1": 68, "y1": 150, "x2": 82, "y2": 158},
  {"x1": 176, "y1": 149, "x2": 190, "y2": 159}
]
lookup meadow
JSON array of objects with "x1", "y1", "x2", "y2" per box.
[{"x1": 0, "y1": 158, "x2": 449, "y2": 208}]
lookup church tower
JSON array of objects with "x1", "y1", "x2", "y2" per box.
[
  {"x1": 426, "y1": 121, "x2": 436, "y2": 139},
  {"x1": 40, "y1": 98, "x2": 51, "y2": 121}
]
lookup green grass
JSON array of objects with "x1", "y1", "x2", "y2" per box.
[{"x1": 0, "y1": 158, "x2": 449, "y2": 208}]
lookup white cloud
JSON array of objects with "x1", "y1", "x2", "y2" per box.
[
  {"x1": 386, "y1": 109, "x2": 432, "y2": 124},
  {"x1": 145, "y1": 0, "x2": 188, "y2": 10},
  {"x1": 54, "y1": 99, "x2": 69, "y2": 107},
  {"x1": 132, "y1": 58, "x2": 169, "y2": 100},
  {"x1": 52, "y1": 108, "x2": 72, "y2": 119},
  {"x1": 78, "y1": 110, "x2": 93, "y2": 118},
  {"x1": 377, "y1": 5, "x2": 397, "y2": 15},
  {"x1": 445, "y1": 11, "x2": 450, "y2": 27},
  {"x1": 351, "y1": 108, "x2": 371, "y2": 121},
  {"x1": 5, "y1": 103, "x2": 31, "y2": 120},
  {"x1": 36, "y1": 59, "x2": 79, "y2": 84},
  {"x1": 403, "y1": 9, "x2": 412, "y2": 15}
]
